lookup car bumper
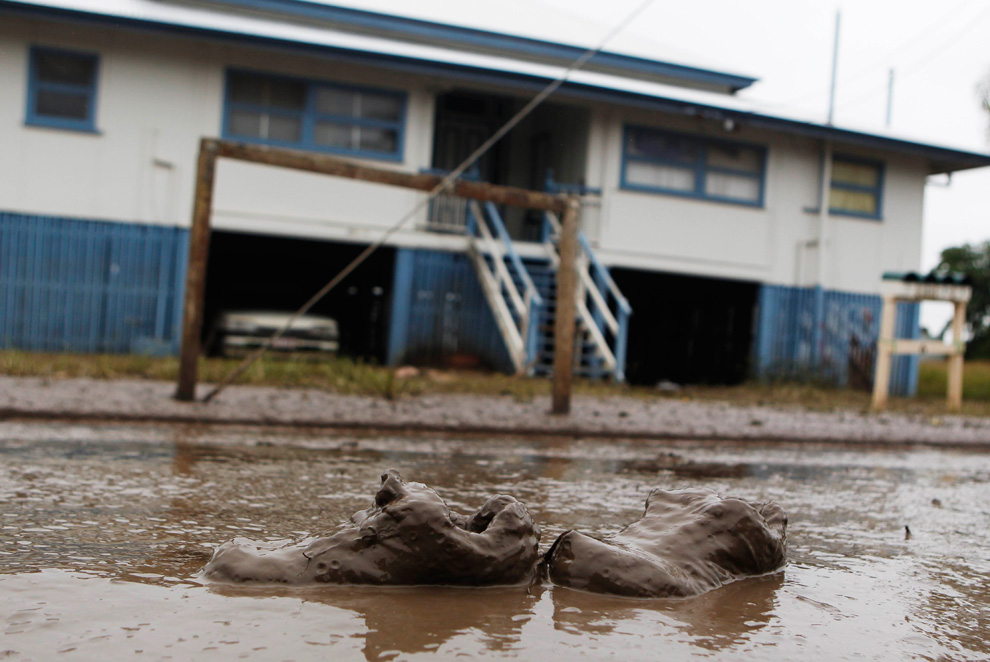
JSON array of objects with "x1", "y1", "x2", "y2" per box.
[{"x1": 222, "y1": 335, "x2": 339, "y2": 353}]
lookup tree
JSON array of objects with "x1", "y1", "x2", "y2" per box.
[{"x1": 934, "y1": 241, "x2": 990, "y2": 358}]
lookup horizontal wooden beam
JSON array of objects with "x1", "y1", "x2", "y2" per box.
[
  {"x1": 885, "y1": 339, "x2": 963, "y2": 356},
  {"x1": 211, "y1": 139, "x2": 569, "y2": 213}
]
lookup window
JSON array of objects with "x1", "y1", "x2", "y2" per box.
[
  {"x1": 829, "y1": 156, "x2": 883, "y2": 219},
  {"x1": 223, "y1": 70, "x2": 406, "y2": 160},
  {"x1": 621, "y1": 126, "x2": 766, "y2": 206},
  {"x1": 26, "y1": 47, "x2": 99, "y2": 132}
]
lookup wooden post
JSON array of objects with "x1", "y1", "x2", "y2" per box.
[
  {"x1": 871, "y1": 296, "x2": 897, "y2": 411},
  {"x1": 947, "y1": 301, "x2": 967, "y2": 412},
  {"x1": 175, "y1": 139, "x2": 218, "y2": 401},
  {"x1": 552, "y1": 199, "x2": 580, "y2": 415}
]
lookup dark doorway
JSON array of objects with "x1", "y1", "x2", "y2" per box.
[
  {"x1": 432, "y1": 92, "x2": 511, "y2": 182},
  {"x1": 204, "y1": 231, "x2": 395, "y2": 362},
  {"x1": 431, "y1": 91, "x2": 591, "y2": 242},
  {"x1": 611, "y1": 269, "x2": 759, "y2": 386}
]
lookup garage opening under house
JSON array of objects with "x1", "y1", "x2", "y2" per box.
[{"x1": 3, "y1": 0, "x2": 990, "y2": 396}]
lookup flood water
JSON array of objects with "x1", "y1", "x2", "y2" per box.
[{"x1": 1, "y1": 421, "x2": 988, "y2": 661}]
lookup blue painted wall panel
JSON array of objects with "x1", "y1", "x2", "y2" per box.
[
  {"x1": 0, "y1": 212, "x2": 188, "y2": 355},
  {"x1": 754, "y1": 284, "x2": 920, "y2": 396},
  {"x1": 387, "y1": 247, "x2": 513, "y2": 372}
]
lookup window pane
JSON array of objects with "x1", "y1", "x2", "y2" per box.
[
  {"x1": 705, "y1": 172, "x2": 760, "y2": 202},
  {"x1": 360, "y1": 93, "x2": 402, "y2": 121},
  {"x1": 626, "y1": 161, "x2": 695, "y2": 191},
  {"x1": 359, "y1": 127, "x2": 398, "y2": 153},
  {"x1": 228, "y1": 109, "x2": 263, "y2": 138},
  {"x1": 268, "y1": 79, "x2": 306, "y2": 110},
  {"x1": 315, "y1": 87, "x2": 357, "y2": 116},
  {"x1": 36, "y1": 52, "x2": 95, "y2": 85},
  {"x1": 228, "y1": 73, "x2": 266, "y2": 105},
  {"x1": 314, "y1": 121, "x2": 354, "y2": 149},
  {"x1": 229, "y1": 73, "x2": 305, "y2": 110},
  {"x1": 707, "y1": 144, "x2": 762, "y2": 173},
  {"x1": 830, "y1": 187, "x2": 877, "y2": 215},
  {"x1": 832, "y1": 160, "x2": 879, "y2": 187},
  {"x1": 627, "y1": 131, "x2": 698, "y2": 162},
  {"x1": 268, "y1": 114, "x2": 302, "y2": 142},
  {"x1": 35, "y1": 88, "x2": 89, "y2": 120}
]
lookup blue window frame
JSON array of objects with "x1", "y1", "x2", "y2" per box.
[
  {"x1": 621, "y1": 125, "x2": 766, "y2": 207},
  {"x1": 829, "y1": 155, "x2": 884, "y2": 219},
  {"x1": 25, "y1": 46, "x2": 100, "y2": 132},
  {"x1": 222, "y1": 69, "x2": 407, "y2": 161}
]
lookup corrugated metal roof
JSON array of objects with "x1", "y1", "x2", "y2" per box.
[
  {"x1": 4, "y1": 0, "x2": 990, "y2": 172},
  {"x1": 197, "y1": 0, "x2": 758, "y2": 93}
]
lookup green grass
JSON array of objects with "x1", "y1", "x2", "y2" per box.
[
  {"x1": 2, "y1": 350, "x2": 989, "y2": 416},
  {"x1": 917, "y1": 359, "x2": 990, "y2": 400}
]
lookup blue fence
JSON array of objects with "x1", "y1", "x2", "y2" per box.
[
  {"x1": 0, "y1": 212, "x2": 188, "y2": 355},
  {"x1": 754, "y1": 284, "x2": 920, "y2": 396},
  {"x1": 387, "y1": 247, "x2": 514, "y2": 372}
]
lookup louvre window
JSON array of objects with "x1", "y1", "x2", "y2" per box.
[
  {"x1": 622, "y1": 126, "x2": 766, "y2": 206},
  {"x1": 26, "y1": 47, "x2": 99, "y2": 132},
  {"x1": 829, "y1": 156, "x2": 883, "y2": 219},
  {"x1": 223, "y1": 70, "x2": 405, "y2": 160}
]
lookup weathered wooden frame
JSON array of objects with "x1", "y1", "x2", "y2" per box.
[
  {"x1": 871, "y1": 279, "x2": 972, "y2": 412},
  {"x1": 175, "y1": 138, "x2": 574, "y2": 404}
]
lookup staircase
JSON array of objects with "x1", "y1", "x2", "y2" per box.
[{"x1": 462, "y1": 201, "x2": 631, "y2": 381}]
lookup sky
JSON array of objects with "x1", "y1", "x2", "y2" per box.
[{"x1": 327, "y1": 0, "x2": 990, "y2": 330}]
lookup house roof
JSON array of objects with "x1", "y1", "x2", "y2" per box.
[
  {"x1": 195, "y1": 0, "x2": 759, "y2": 94},
  {"x1": 5, "y1": 0, "x2": 990, "y2": 174}
]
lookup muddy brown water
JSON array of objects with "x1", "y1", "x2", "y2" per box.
[{"x1": 1, "y1": 422, "x2": 988, "y2": 661}]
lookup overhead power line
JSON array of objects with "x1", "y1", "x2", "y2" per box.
[
  {"x1": 839, "y1": 2, "x2": 990, "y2": 114},
  {"x1": 754, "y1": 0, "x2": 986, "y2": 116}
]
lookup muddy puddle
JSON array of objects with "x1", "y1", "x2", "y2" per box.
[{"x1": 1, "y1": 422, "x2": 988, "y2": 661}]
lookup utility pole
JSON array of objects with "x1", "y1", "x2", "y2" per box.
[
  {"x1": 885, "y1": 68, "x2": 895, "y2": 128},
  {"x1": 827, "y1": 10, "x2": 841, "y2": 126}
]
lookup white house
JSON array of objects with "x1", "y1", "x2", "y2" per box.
[{"x1": 2, "y1": 0, "x2": 989, "y2": 391}]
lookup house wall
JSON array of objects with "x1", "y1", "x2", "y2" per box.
[
  {"x1": 581, "y1": 105, "x2": 929, "y2": 296},
  {"x1": 0, "y1": 15, "x2": 442, "y2": 248},
  {"x1": 2, "y1": 15, "x2": 929, "y2": 298}
]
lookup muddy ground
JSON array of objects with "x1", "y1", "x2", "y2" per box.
[{"x1": 1, "y1": 376, "x2": 988, "y2": 448}]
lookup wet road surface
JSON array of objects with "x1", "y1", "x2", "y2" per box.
[{"x1": 1, "y1": 422, "x2": 988, "y2": 661}]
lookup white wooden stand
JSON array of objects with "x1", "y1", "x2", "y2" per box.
[{"x1": 872, "y1": 279, "x2": 972, "y2": 412}]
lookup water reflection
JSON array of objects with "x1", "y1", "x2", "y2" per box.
[
  {"x1": 211, "y1": 583, "x2": 541, "y2": 661},
  {"x1": 551, "y1": 572, "x2": 784, "y2": 651}
]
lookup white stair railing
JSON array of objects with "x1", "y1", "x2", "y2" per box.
[
  {"x1": 466, "y1": 201, "x2": 543, "y2": 374},
  {"x1": 542, "y1": 211, "x2": 630, "y2": 379}
]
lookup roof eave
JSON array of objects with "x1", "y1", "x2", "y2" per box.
[{"x1": 162, "y1": 0, "x2": 762, "y2": 93}]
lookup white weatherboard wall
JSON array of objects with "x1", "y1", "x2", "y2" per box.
[
  {"x1": 0, "y1": 17, "x2": 218, "y2": 227},
  {"x1": 582, "y1": 105, "x2": 928, "y2": 295},
  {"x1": 0, "y1": 15, "x2": 438, "y2": 243},
  {"x1": 1, "y1": 14, "x2": 928, "y2": 296}
]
